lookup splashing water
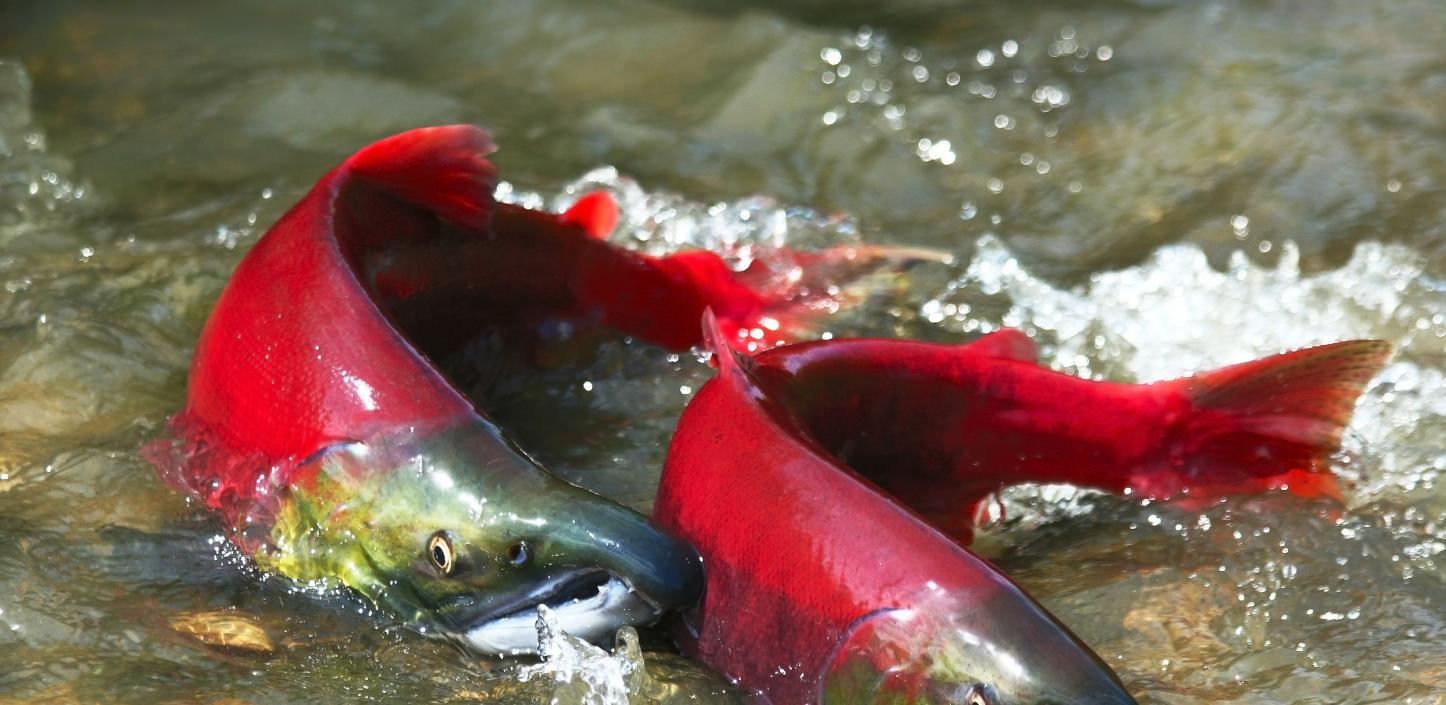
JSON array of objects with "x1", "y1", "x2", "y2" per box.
[
  {"x1": 499, "y1": 167, "x2": 865, "y2": 273},
  {"x1": 517, "y1": 606, "x2": 645, "y2": 705},
  {"x1": 0, "y1": 62, "x2": 87, "y2": 239}
]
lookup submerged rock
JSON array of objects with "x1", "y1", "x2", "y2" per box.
[{"x1": 169, "y1": 609, "x2": 275, "y2": 656}]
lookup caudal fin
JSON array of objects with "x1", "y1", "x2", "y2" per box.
[{"x1": 1150, "y1": 339, "x2": 1392, "y2": 501}]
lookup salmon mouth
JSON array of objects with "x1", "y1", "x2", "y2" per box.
[{"x1": 457, "y1": 570, "x2": 660, "y2": 655}]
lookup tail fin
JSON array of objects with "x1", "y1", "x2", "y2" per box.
[
  {"x1": 1152, "y1": 339, "x2": 1392, "y2": 501},
  {"x1": 344, "y1": 125, "x2": 498, "y2": 229}
]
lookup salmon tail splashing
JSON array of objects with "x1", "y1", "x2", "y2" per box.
[{"x1": 146, "y1": 124, "x2": 947, "y2": 657}]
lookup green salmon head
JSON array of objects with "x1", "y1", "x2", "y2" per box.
[
  {"x1": 257, "y1": 419, "x2": 703, "y2": 655},
  {"x1": 823, "y1": 584, "x2": 1137, "y2": 705}
]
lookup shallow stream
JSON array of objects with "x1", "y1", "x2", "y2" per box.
[{"x1": 0, "y1": 2, "x2": 1442, "y2": 703}]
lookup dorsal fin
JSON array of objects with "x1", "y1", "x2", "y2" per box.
[
  {"x1": 963, "y1": 328, "x2": 1038, "y2": 362},
  {"x1": 701, "y1": 308, "x2": 749, "y2": 376},
  {"x1": 344, "y1": 124, "x2": 498, "y2": 229},
  {"x1": 702, "y1": 307, "x2": 782, "y2": 402},
  {"x1": 560, "y1": 191, "x2": 620, "y2": 239}
]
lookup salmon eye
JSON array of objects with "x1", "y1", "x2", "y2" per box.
[{"x1": 428, "y1": 532, "x2": 456, "y2": 576}]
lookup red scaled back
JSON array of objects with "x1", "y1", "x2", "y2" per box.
[
  {"x1": 654, "y1": 323, "x2": 1028, "y2": 704},
  {"x1": 169, "y1": 124, "x2": 913, "y2": 516},
  {"x1": 183, "y1": 127, "x2": 490, "y2": 472}
]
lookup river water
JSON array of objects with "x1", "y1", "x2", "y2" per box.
[{"x1": 0, "y1": 1, "x2": 1442, "y2": 703}]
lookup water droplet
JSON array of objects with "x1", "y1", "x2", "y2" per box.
[{"x1": 1231, "y1": 214, "x2": 1250, "y2": 238}]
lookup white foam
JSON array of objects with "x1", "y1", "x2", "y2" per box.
[{"x1": 498, "y1": 168, "x2": 860, "y2": 271}]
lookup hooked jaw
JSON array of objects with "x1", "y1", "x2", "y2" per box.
[
  {"x1": 953, "y1": 588, "x2": 1137, "y2": 705},
  {"x1": 266, "y1": 421, "x2": 704, "y2": 657},
  {"x1": 460, "y1": 571, "x2": 656, "y2": 653},
  {"x1": 452, "y1": 498, "x2": 706, "y2": 655},
  {"x1": 823, "y1": 584, "x2": 1137, "y2": 705}
]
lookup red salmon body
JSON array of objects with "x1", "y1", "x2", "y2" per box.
[
  {"x1": 152, "y1": 125, "x2": 928, "y2": 539},
  {"x1": 146, "y1": 125, "x2": 940, "y2": 656},
  {"x1": 654, "y1": 316, "x2": 1387, "y2": 703}
]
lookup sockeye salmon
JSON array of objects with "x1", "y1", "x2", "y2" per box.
[
  {"x1": 653, "y1": 313, "x2": 1388, "y2": 704},
  {"x1": 146, "y1": 125, "x2": 934, "y2": 654}
]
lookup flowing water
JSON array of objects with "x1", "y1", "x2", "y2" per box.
[{"x1": 1, "y1": 1, "x2": 1443, "y2": 703}]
